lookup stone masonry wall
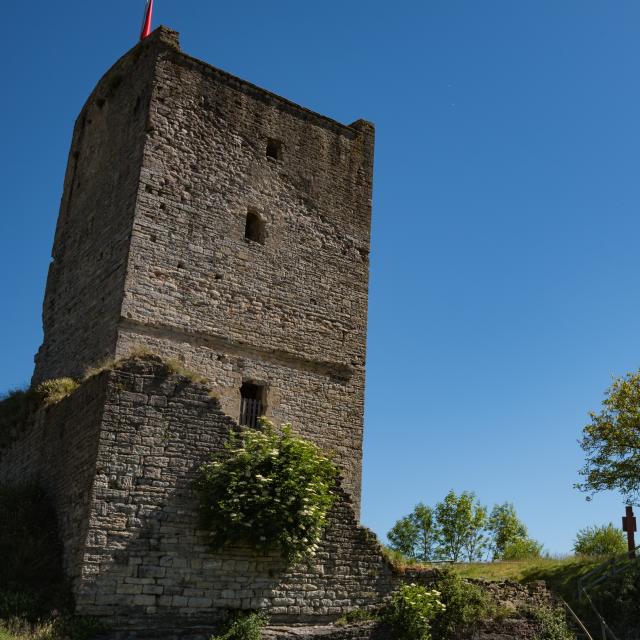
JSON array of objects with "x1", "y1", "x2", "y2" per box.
[
  {"x1": 30, "y1": 26, "x2": 373, "y2": 511},
  {"x1": 0, "y1": 376, "x2": 107, "y2": 587},
  {"x1": 114, "y1": 31, "x2": 375, "y2": 511},
  {"x1": 73, "y1": 358, "x2": 394, "y2": 635},
  {"x1": 32, "y1": 28, "x2": 180, "y2": 384}
]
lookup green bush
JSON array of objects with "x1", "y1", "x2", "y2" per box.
[
  {"x1": 528, "y1": 607, "x2": 574, "y2": 640},
  {"x1": 502, "y1": 537, "x2": 543, "y2": 560},
  {"x1": 209, "y1": 612, "x2": 269, "y2": 640},
  {"x1": 196, "y1": 419, "x2": 338, "y2": 562},
  {"x1": 573, "y1": 524, "x2": 627, "y2": 557},
  {"x1": 430, "y1": 568, "x2": 493, "y2": 639},
  {"x1": 385, "y1": 584, "x2": 446, "y2": 640}
]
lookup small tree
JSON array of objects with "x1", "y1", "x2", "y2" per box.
[
  {"x1": 387, "y1": 503, "x2": 436, "y2": 562},
  {"x1": 577, "y1": 370, "x2": 640, "y2": 502},
  {"x1": 573, "y1": 524, "x2": 627, "y2": 557},
  {"x1": 502, "y1": 537, "x2": 543, "y2": 560},
  {"x1": 488, "y1": 502, "x2": 528, "y2": 559},
  {"x1": 413, "y1": 503, "x2": 436, "y2": 562},
  {"x1": 435, "y1": 491, "x2": 488, "y2": 562},
  {"x1": 388, "y1": 515, "x2": 420, "y2": 560}
]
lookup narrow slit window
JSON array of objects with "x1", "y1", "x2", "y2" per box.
[
  {"x1": 245, "y1": 211, "x2": 265, "y2": 244},
  {"x1": 240, "y1": 382, "x2": 265, "y2": 428},
  {"x1": 266, "y1": 139, "x2": 282, "y2": 160}
]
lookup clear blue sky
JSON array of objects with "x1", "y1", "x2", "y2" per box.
[{"x1": 1, "y1": 1, "x2": 638, "y2": 554}]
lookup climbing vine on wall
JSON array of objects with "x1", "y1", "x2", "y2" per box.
[{"x1": 196, "y1": 419, "x2": 338, "y2": 562}]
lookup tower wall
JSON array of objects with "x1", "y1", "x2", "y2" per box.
[
  {"x1": 33, "y1": 27, "x2": 374, "y2": 511},
  {"x1": 116, "y1": 42, "x2": 374, "y2": 508},
  {"x1": 33, "y1": 29, "x2": 180, "y2": 384}
]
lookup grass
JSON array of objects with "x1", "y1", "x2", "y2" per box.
[
  {"x1": 452, "y1": 556, "x2": 603, "y2": 587},
  {"x1": 0, "y1": 617, "x2": 104, "y2": 640},
  {"x1": 450, "y1": 555, "x2": 636, "y2": 637},
  {"x1": 34, "y1": 379, "x2": 79, "y2": 406},
  {"x1": 82, "y1": 345, "x2": 210, "y2": 386},
  {"x1": 1, "y1": 379, "x2": 79, "y2": 450}
]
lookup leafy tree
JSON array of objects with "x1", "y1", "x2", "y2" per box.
[
  {"x1": 488, "y1": 502, "x2": 528, "y2": 559},
  {"x1": 387, "y1": 503, "x2": 436, "y2": 562},
  {"x1": 388, "y1": 515, "x2": 420, "y2": 559},
  {"x1": 573, "y1": 524, "x2": 627, "y2": 557},
  {"x1": 577, "y1": 370, "x2": 640, "y2": 502},
  {"x1": 413, "y1": 503, "x2": 436, "y2": 561},
  {"x1": 435, "y1": 490, "x2": 488, "y2": 562},
  {"x1": 502, "y1": 536, "x2": 543, "y2": 560}
]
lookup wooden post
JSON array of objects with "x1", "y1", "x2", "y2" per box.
[{"x1": 622, "y1": 505, "x2": 637, "y2": 559}]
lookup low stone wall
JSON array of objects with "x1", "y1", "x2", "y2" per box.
[
  {"x1": 0, "y1": 376, "x2": 107, "y2": 587},
  {"x1": 470, "y1": 579, "x2": 553, "y2": 616}
]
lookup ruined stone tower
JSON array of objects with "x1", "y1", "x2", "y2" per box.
[{"x1": 33, "y1": 27, "x2": 374, "y2": 511}]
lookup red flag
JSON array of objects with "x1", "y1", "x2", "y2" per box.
[{"x1": 140, "y1": 0, "x2": 154, "y2": 41}]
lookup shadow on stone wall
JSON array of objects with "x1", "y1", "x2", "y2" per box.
[{"x1": 68, "y1": 357, "x2": 395, "y2": 635}]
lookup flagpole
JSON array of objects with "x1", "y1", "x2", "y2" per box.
[{"x1": 140, "y1": 0, "x2": 154, "y2": 41}]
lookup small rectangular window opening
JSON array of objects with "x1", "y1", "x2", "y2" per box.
[
  {"x1": 245, "y1": 210, "x2": 266, "y2": 244},
  {"x1": 240, "y1": 382, "x2": 265, "y2": 428},
  {"x1": 266, "y1": 138, "x2": 282, "y2": 160}
]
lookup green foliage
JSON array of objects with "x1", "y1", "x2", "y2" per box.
[
  {"x1": 573, "y1": 523, "x2": 627, "y2": 557},
  {"x1": 430, "y1": 568, "x2": 493, "y2": 639},
  {"x1": 385, "y1": 584, "x2": 446, "y2": 640},
  {"x1": 502, "y1": 537, "x2": 544, "y2": 560},
  {"x1": 488, "y1": 502, "x2": 528, "y2": 559},
  {"x1": 585, "y1": 561, "x2": 640, "y2": 635},
  {"x1": 577, "y1": 369, "x2": 640, "y2": 502},
  {"x1": 196, "y1": 419, "x2": 338, "y2": 562},
  {"x1": 209, "y1": 612, "x2": 269, "y2": 640},
  {"x1": 388, "y1": 503, "x2": 435, "y2": 562},
  {"x1": 527, "y1": 607, "x2": 575, "y2": 640},
  {"x1": 388, "y1": 494, "x2": 541, "y2": 563},
  {"x1": 435, "y1": 491, "x2": 488, "y2": 562}
]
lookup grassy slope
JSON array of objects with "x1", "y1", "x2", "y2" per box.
[
  {"x1": 451, "y1": 555, "x2": 637, "y2": 636},
  {"x1": 453, "y1": 556, "x2": 603, "y2": 592}
]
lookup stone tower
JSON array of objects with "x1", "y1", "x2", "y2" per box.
[{"x1": 33, "y1": 27, "x2": 374, "y2": 511}]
